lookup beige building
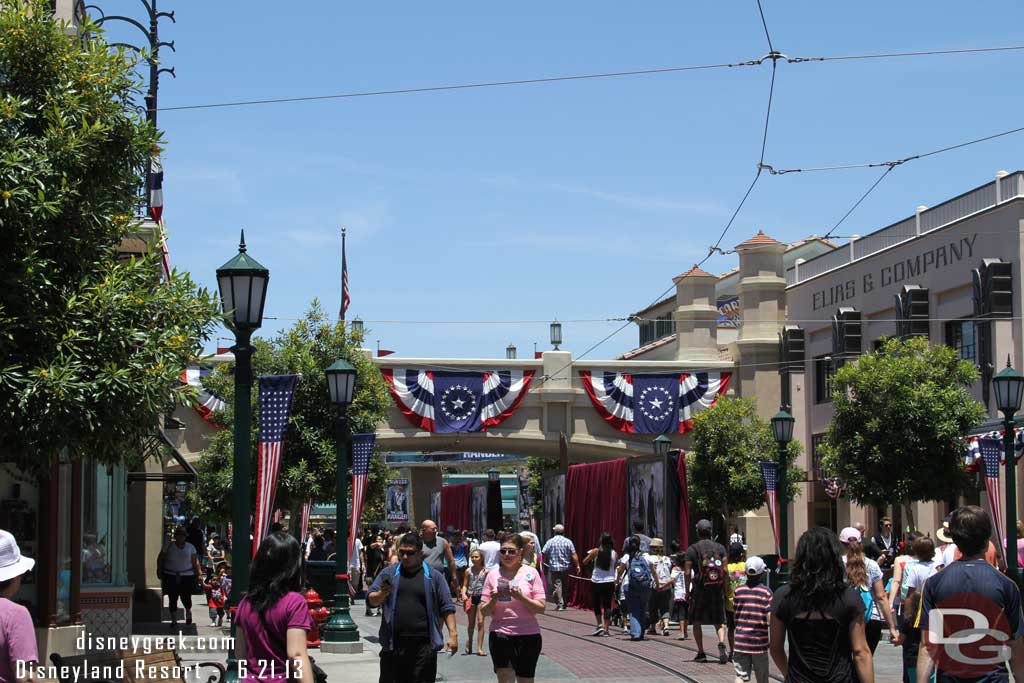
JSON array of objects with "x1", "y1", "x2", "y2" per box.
[{"x1": 619, "y1": 169, "x2": 1024, "y2": 553}]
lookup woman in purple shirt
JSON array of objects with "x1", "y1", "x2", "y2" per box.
[
  {"x1": 0, "y1": 530, "x2": 36, "y2": 683},
  {"x1": 236, "y1": 532, "x2": 313, "y2": 683}
]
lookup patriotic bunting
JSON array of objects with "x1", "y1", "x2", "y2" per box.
[
  {"x1": 182, "y1": 366, "x2": 226, "y2": 426},
  {"x1": 965, "y1": 429, "x2": 1024, "y2": 471},
  {"x1": 381, "y1": 369, "x2": 534, "y2": 433},
  {"x1": 761, "y1": 461, "x2": 781, "y2": 556},
  {"x1": 579, "y1": 371, "x2": 731, "y2": 434},
  {"x1": 253, "y1": 374, "x2": 299, "y2": 557}
]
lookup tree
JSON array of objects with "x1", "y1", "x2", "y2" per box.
[
  {"x1": 525, "y1": 455, "x2": 559, "y2": 523},
  {"x1": 688, "y1": 397, "x2": 802, "y2": 524},
  {"x1": 190, "y1": 302, "x2": 392, "y2": 522},
  {"x1": 820, "y1": 336, "x2": 986, "y2": 523},
  {"x1": 0, "y1": 1, "x2": 220, "y2": 474}
]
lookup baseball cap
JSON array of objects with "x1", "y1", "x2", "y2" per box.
[
  {"x1": 745, "y1": 556, "x2": 767, "y2": 576},
  {"x1": 839, "y1": 527, "x2": 862, "y2": 544},
  {"x1": 0, "y1": 530, "x2": 34, "y2": 583},
  {"x1": 696, "y1": 519, "x2": 713, "y2": 533}
]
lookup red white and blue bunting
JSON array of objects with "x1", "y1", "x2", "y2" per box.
[
  {"x1": 182, "y1": 366, "x2": 226, "y2": 426},
  {"x1": 381, "y1": 368, "x2": 534, "y2": 433},
  {"x1": 579, "y1": 370, "x2": 731, "y2": 434},
  {"x1": 964, "y1": 428, "x2": 1024, "y2": 471}
]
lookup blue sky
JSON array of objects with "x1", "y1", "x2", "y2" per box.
[{"x1": 103, "y1": 2, "x2": 1024, "y2": 359}]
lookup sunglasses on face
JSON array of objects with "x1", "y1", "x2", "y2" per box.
[
  {"x1": 499, "y1": 548, "x2": 519, "y2": 555},
  {"x1": 398, "y1": 549, "x2": 418, "y2": 557}
]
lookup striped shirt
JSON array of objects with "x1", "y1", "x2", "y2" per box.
[
  {"x1": 541, "y1": 535, "x2": 576, "y2": 571},
  {"x1": 733, "y1": 583, "x2": 772, "y2": 654}
]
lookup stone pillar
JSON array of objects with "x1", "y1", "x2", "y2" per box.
[
  {"x1": 734, "y1": 230, "x2": 787, "y2": 419},
  {"x1": 538, "y1": 350, "x2": 574, "y2": 436},
  {"x1": 672, "y1": 266, "x2": 720, "y2": 361},
  {"x1": 407, "y1": 467, "x2": 441, "y2": 528}
]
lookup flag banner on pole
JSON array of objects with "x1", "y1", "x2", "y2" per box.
[
  {"x1": 253, "y1": 374, "x2": 299, "y2": 558},
  {"x1": 965, "y1": 429, "x2": 1024, "y2": 470},
  {"x1": 299, "y1": 499, "x2": 312, "y2": 546},
  {"x1": 979, "y1": 437, "x2": 1007, "y2": 565},
  {"x1": 348, "y1": 433, "x2": 375, "y2": 596},
  {"x1": 381, "y1": 369, "x2": 534, "y2": 432},
  {"x1": 760, "y1": 461, "x2": 781, "y2": 556},
  {"x1": 149, "y1": 153, "x2": 164, "y2": 223},
  {"x1": 580, "y1": 371, "x2": 731, "y2": 434},
  {"x1": 340, "y1": 229, "x2": 350, "y2": 320}
]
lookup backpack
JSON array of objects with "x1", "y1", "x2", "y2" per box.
[
  {"x1": 699, "y1": 549, "x2": 726, "y2": 588},
  {"x1": 858, "y1": 585, "x2": 875, "y2": 619},
  {"x1": 629, "y1": 554, "x2": 653, "y2": 589}
]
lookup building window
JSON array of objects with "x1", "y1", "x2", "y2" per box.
[
  {"x1": 945, "y1": 319, "x2": 977, "y2": 365},
  {"x1": 815, "y1": 355, "x2": 834, "y2": 404},
  {"x1": 82, "y1": 459, "x2": 114, "y2": 584},
  {"x1": 639, "y1": 314, "x2": 675, "y2": 347},
  {"x1": 811, "y1": 433, "x2": 826, "y2": 481}
]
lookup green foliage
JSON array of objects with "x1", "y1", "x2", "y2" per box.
[
  {"x1": 0, "y1": 1, "x2": 219, "y2": 473},
  {"x1": 525, "y1": 456, "x2": 559, "y2": 522},
  {"x1": 190, "y1": 302, "x2": 391, "y2": 521},
  {"x1": 820, "y1": 336, "x2": 986, "y2": 509},
  {"x1": 688, "y1": 397, "x2": 802, "y2": 520}
]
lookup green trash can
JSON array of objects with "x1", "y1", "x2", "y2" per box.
[
  {"x1": 758, "y1": 554, "x2": 790, "y2": 590},
  {"x1": 305, "y1": 560, "x2": 337, "y2": 608}
]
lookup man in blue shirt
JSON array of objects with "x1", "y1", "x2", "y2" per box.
[{"x1": 918, "y1": 505, "x2": 1024, "y2": 683}]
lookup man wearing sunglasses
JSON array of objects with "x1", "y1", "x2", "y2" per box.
[
  {"x1": 871, "y1": 517, "x2": 898, "y2": 569},
  {"x1": 368, "y1": 532, "x2": 459, "y2": 683}
]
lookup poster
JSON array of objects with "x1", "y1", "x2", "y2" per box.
[
  {"x1": 717, "y1": 295, "x2": 742, "y2": 328},
  {"x1": 430, "y1": 490, "x2": 441, "y2": 525},
  {"x1": 628, "y1": 459, "x2": 666, "y2": 540},
  {"x1": 385, "y1": 478, "x2": 410, "y2": 523},
  {"x1": 471, "y1": 483, "x2": 488, "y2": 535},
  {"x1": 542, "y1": 472, "x2": 566, "y2": 537}
]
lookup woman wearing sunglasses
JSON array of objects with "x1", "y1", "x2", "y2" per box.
[{"x1": 480, "y1": 534, "x2": 546, "y2": 683}]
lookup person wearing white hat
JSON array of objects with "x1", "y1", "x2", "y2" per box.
[{"x1": 0, "y1": 530, "x2": 37, "y2": 683}]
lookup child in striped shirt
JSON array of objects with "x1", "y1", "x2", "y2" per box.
[{"x1": 732, "y1": 556, "x2": 772, "y2": 683}]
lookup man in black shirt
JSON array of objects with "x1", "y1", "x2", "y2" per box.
[
  {"x1": 685, "y1": 518, "x2": 730, "y2": 664},
  {"x1": 368, "y1": 533, "x2": 458, "y2": 683}
]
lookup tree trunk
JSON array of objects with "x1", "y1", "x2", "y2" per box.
[{"x1": 903, "y1": 500, "x2": 916, "y2": 534}]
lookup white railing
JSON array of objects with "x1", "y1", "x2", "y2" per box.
[{"x1": 786, "y1": 170, "x2": 1024, "y2": 286}]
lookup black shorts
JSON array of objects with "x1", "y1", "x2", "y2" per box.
[
  {"x1": 671, "y1": 599, "x2": 688, "y2": 622},
  {"x1": 471, "y1": 595, "x2": 482, "y2": 605},
  {"x1": 649, "y1": 589, "x2": 672, "y2": 619},
  {"x1": 689, "y1": 586, "x2": 726, "y2": 626},
  {"x1": 489, "y1": 632, "x2": 542, "y2": 678}
]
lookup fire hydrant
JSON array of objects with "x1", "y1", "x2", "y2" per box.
[{"x1": 305, "y1": 588, "x2": 329, "y2": 647}]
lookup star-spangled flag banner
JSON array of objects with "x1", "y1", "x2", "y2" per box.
[
  {"x1": 348, "y1": 433, "x2": 376, "y2": 595},
  {"x1": 979, "y1": 437, "x2": 1007, "y2": 566},
  {"x1": 381, "y1": 368, "x2": 534, "y2": 433},
  {"x1": 579, "y1": 371, "x2": 731, "y2": 434},
  {"x1": 182, "y1": 366, "x2": 226, "y2": 426},
  {"x1": 965, "y1": 429, "x2": 1024, "y2": 470},
  {"x1": 299, "y1": 499, "x2": 312, "y2": 548},
  {"x1": 760, "y1": 461, "x2": 781, "y2": 557},
  {"x1": 339, "y1": 228, "x2": 350, "y2": 321},
  {"x1": 253, "y1": 374, "x2": 299, "y2": 558}
]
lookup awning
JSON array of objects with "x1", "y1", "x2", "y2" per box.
[{"x1": 127, "y1": 430, "x2": 198, "y2": 483}]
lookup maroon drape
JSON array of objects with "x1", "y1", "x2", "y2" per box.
[
  {"x1": 487, "y1": 480, "x2": 503, "y2": 531},
  {"x1": 440, "y1": 483, "x2": 474, "y2": 532},
  {"x1": 676, "y1": 453, "x2": 690, "y2": 550},
  {"x1": 564, "y1": 458, "x2": 627, "y2": 610}
]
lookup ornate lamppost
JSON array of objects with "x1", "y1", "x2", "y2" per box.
[
  {"x1": 653, "y1": 434, "x2": 672, "y2": 457},
  {"x1": 770, "y1": 408, "x2": 795, "y2": 561},
  {"x1": 993, "y1": 358, "x2": 1024, "y2": 585}
]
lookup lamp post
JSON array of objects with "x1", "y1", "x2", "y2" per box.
[
  {"x1": 351, "y1": 318, "x2": 364, "y2": 337},
  {"x1": 506, "y1": 344, "x2": 517, "y2": 360},
  {"x1": 653, "y1": 434, "x2": 672, "y2": 457},
  {"x1": 771, "y1": 409, "x2": 795, "y2": 562},
  {"x1": 993, "y1": 357, "x2": 1024, "y2": 585},
  {"x1": 321, "y1": 358, "x2": 360, "y2": 650},
  {"x1": 216, "y1": 231, "x2": 269, "y2": 680},
  {"x1": 550, "y1": 321, "x2": 562, "y2": 351}
]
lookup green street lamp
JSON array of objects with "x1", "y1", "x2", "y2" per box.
[
  {"x1": 771, "y1": 409, "x2": 795, "y2": 563},
  {"x1": 993, "y1": 357, "x2": 1024, "y2": 586},
  {"x1": 653, "y1": 434, "x2": 672, "y2": 457},
  {"x1": 216, "y1": 230, "x2": 269, "y2": 680},
  {"x1": 321, "y1": 358, "x2": 361, "y2": 651}
]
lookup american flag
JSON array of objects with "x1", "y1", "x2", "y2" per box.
[
  {"x1": 761, "y1": 461, "x2": 781, "y2": 556},
  {"x1": 253, "y1": 374, "x2": 299, "y2": 558},
  {"x1": 348, "y1": 433, "x2": 375, "y2": 575},
  {"x1": 340, "y1": 227, "x2": 350, "y2": 321},
  {"x1": 979, "y1": 437, "x2": 1007, "y2": 566},
  {"x1": 148, "y1": 152, "x2": 171, "y2": 281},
  {"x1": 300, "y1": 499, "x2": 312, "y2": 548}
]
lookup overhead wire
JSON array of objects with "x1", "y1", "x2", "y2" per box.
[{"x1": 823, "y1": 165, "x2": 896, "y2": 239}]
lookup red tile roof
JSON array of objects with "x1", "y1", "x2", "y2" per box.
[
  {"x1": 674, "y1": 264, "x2": 715, "y2": 280},
  {"x1": 735, "y1": 229, "x2": 781, "y2": 248}
]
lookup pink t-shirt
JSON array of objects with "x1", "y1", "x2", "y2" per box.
[
  {"x1": 482, "y1": 565, "x2": 546, "y2": 636},
  {"x1": 236, "y1": 592, "x2": 312, "y2": 683},
  {"x1": 0, "y1": 598, "x2": 37, "y2": 683}
]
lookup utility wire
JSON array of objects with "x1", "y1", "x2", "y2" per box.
[
  {"x1": 756, "y1": 0, "x2": 774, "y2": 53},
  {"x1": 153, "y1": 45, "x2": 1024, "y2": 114},
  {"x1": 823, "y1": 165, "x2": 896, "y2": 239}
]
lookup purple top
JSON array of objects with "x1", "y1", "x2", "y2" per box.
[
  {"x1": 237, "y1": 592, "x2": 312, "y2": 683},
  {"x1": 0, "y1": 598, "x2": 36, "y2": 683}
]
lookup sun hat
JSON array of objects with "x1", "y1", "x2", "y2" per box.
[
  {"x1": 0, "y1": 531, "x2": 34, "y2": 583},
  {"x1": 839, "y1": 527, "x2": 862, "y2": 544},
  {"x1": 650, "y1": 537, "x2": 664, "y2": 548},
  {"x1": 936, "y1": 522, "x2": 953, "y2": 544},
  {"x1": 745, "y1": 556, "x2": 767, "y2": 576}
]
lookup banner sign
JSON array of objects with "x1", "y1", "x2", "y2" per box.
[
  {"x1": 385, "y1": 452, "x2": 523, "y2": 466},
  {"x1": 385, "y1": 478, "x2": 410, "y2": 522},
  {"x1": 717, "y1": 295, "x2": 742, "y2": 328}
]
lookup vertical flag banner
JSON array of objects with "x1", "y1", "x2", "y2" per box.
[
  {"x1": 253, "y1": 374, "x2": 299, "y2": 557},
  {"x1": 348, "y1": 433, "x2": 376, "y2": 565},
  {"x1": 760, "y1": 461, "x2": 781, "y2": 556},
  {"x1": 340, "y1": 227, "x2": 350, "y2": 320},
  {"x1": 148, "y1": 151, "x2": 171, "y2": 281},
  {"x1": 979, "y1": 437, "x2": 1007, "y2": 565},
  {"x1": 299, "y1": 499, "x2": 312, "y2": 546}
]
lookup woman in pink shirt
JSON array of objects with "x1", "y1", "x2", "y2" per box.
[
  {"x1": 480, "y1": 534, "x2": 546, "y2": 683},
  {"x1": 0, "y1": 531, "x2": 36, "y2": 683}
]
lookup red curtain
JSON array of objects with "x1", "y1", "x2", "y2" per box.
[
  {"x1": 564, "y1": 458, "x2": 627, "y2": 609},
  {"x1": 440, "y1": 483, "x2": 474, "y2": 532}
]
